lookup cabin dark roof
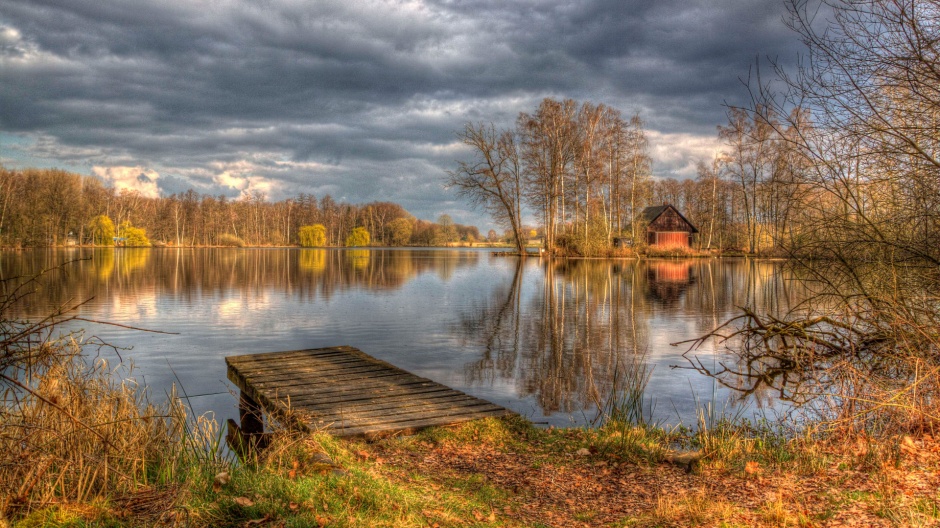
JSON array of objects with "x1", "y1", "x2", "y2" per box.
[
  {"x1": 641, "y1": 204, "x2": 699, "y2": 233},
  {"x1": 642, "y1": 205, "x2": 669, "y2": 223}
]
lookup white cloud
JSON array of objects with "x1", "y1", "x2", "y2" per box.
[
  {"x1": 0, "y1": 25, "x2": 22, "y2": 46},
  {"x1": 648, "y1": 130, "x2": 722, "y2": 179},
  {"x1": 209, "y1": 160, "x2": 280, "y2": 200},
  {"x1": 92, "y1": 166, "x2": 162, "y2": 198}
]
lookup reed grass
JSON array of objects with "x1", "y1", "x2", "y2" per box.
[
  {"x1": 0, "y1": 339, "x2": 226, "y2": 523},
  {"x1": 598, "y1": 357, "x2": 654, "y2": 427},
  {"x1": 0, "y1": 261, "x2": 232, "y2": 524}
]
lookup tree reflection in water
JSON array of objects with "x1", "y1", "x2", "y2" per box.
[
  {"x1": 0, "y1": 248, "x2": 484, "y2": 319},
  {"x1": 458, "y1": 258, "x2": 807, "y2": 424},
  {"x1": 461, "y1": 258, "x2": 654, "y2": 421},
  {"x1": 2, "y1": 249, "x2": 810, "y2": 426}
]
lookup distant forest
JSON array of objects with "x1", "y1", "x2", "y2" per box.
[
  {"x1": 0, "y1": 158, "x2": 793, "y2": 252},
  {"x1": 0, "y1": 167, "x2": 481, "y2": 248}
]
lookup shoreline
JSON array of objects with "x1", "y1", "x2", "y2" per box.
[{"x1": 1, "y1": 244, "x2": 768, "y2": 260}]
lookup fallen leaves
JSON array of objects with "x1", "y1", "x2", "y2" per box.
[
  {"x1": 233, "y1": 496, "x2": 255, "y2": 508},
  {"x1": 744, "y1": 460, "x2": 762, "y2": 476},
  {"x1": 379, "y1": 442, "x2": 663, "y2": 525},
  {"x1": 421, "y1": 509, "x2": 443, "y2": 528},
  {"x1": 900, "y1": 435, "x2": 920, "y2": 458},
  {"x1": 212, "y1": 471, "x2": 231, "y2": 492},
  {"x1": 199, "y1": 428, "x2": 940, "y2": 528},
  {"x1": 369, "y1": 431, "x2": 940, "y2": 528}
]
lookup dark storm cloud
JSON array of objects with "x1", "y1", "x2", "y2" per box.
[{"x1": 0, "y1": 0, "x2": 804, "y2": 227}]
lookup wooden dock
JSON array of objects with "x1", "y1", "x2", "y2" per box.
[{"x1": 225, "y1": 346, "x2": 514, "y2": 439}]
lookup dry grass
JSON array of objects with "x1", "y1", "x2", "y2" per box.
[
  {"x1": 643, "y1": 244, "x2": 703, "y2": 258},
  {"x1": 0, "y1": 341, "x2": 214, "y2": 521},
  {"x1": 813, "y1": 347, "x2": 940, "y2": 438},
  {"x1": 0, "y1": 261, "x2": 229, "y2": 524},
  {"x1": 683, "y1": 285, "x2": 940, "y2": 441},
  {"x1": 649, "y1": 487, "x2": 738, "y2": 526},
  {"x1": 217, "y1": 233, "x2": 246, "y2": 247}
]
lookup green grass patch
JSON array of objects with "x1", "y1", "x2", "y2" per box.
[{"x1": 183, "y1": 432, "x2": 506, "y2": 527}]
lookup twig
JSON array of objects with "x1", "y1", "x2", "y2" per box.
[{"x1": 73, "y1": 318, "x2": 181, "y2": 335}]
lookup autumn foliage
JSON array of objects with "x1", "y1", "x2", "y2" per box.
[
  {"x1": 298, "y1": 224, "x2": 326, "y2": 247},
  {"x1": 344, "y1": 226, "x2": 370, "y2": 247}
]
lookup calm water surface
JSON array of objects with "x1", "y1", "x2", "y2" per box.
[{"x1": 2, "y1": 248, "x2": 806, "y2": 428}]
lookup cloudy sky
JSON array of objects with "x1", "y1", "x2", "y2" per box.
[{"x1": 0, "y1": 0, "x2": 805, "y2": 229}]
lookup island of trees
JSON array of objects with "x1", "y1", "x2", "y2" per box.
[
  {"x1": 450, "y1": 0, "x2": 937, "y2": 263},
  {"x1": 450, "y1": 90, "x2": 933, "y2": 259}
]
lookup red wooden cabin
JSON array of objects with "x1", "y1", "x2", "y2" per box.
[{"x1": 642, "y1": 204, "x2": 698, "y2": 248}]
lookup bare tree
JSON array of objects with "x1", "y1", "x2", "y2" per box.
[
  {"x1": 624, "y1": 114, "x2": 652, "y2": 243},
  {"x1": 718, "y1": 106, "x2": 780, "y2": 253},
  {"x1": 768, "y1": 0, "x2": 940, "y2": 265},
  {"x1": 519, "y1": 98, "x2": 578, "y2": 254},
  {"x1": 691, "y1": 0, "x2": 940, "y2": 433},
  {"x1": 449, "y1": 123, "x2": 527, "y2": 254}
]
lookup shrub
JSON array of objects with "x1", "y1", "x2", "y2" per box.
[
  {"x1": 345, "y1": 227, "x2": 370, "y2": 247},
  {"x1": 117, "y1": 221, "x2": 151, "y2": 247},
  {"x1": 218, "y1": 233, "x2": 246, "y2": 247},
  {"x1": 644, "y1": 244, "x2": 698, "y2": 258},
  {"x1": 298, "y1": 224, "x2": 326, "y2": 247},
  {"x1": 88, "y1": 215, "x2": 115, "y2": 246}
]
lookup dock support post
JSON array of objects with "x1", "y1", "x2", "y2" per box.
[
  {"x1": 226, "y1": 391, "x2": 268, "y2": 459},
  {"x1": 239, "y1": 391, "x2": 264, "y2": 436}
]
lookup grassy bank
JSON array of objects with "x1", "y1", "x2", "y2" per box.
[
  {"x1": 2, "y1": 335, "x2": 938, "y2": 527},
  {"x1": 5, "y1": 362, "x2": 940, "y2": 528}
]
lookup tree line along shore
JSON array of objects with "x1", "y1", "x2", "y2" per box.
[
  {"x1": 0, "y1": 164, "x2": 796, "y2": 257},
  {"x1": 0, "y1": 166, "x2": 483, "y2": 250}
]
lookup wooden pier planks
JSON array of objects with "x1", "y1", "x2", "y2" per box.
[{"x1": 225, "y1": 346, "x2": 514, "y2": 438}]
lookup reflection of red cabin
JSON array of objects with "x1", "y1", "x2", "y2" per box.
[
  {"x1": 650, "y1": 261, "x2": 692, "y2": 282},
  {"x1": 646, "y1": 260, "x2": 695, "y2": 304},
  {"x1": 642, "y1": 204, "x2": 698, "y2": 248}
]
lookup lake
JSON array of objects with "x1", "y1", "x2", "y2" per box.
[{"x1": 1, "y1": 248, "x2": 807, "y2": 428}]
